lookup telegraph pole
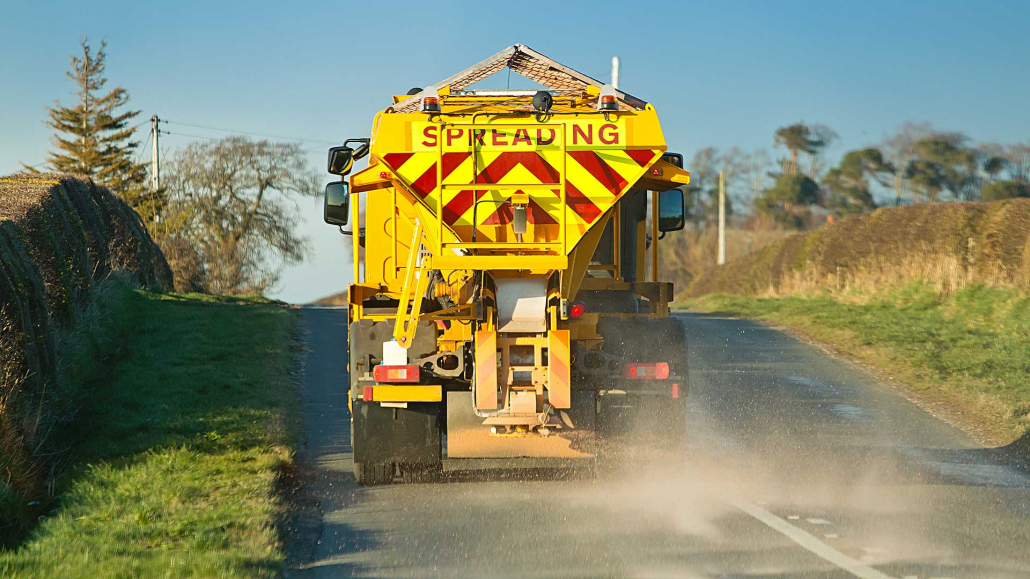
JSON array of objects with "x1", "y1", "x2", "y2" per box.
[
  {"x1": 150, "y1": 115, "x2": 160, "y2": 192},
  {"x1": 718, "y1": 170, "x2": 726, "y2": 265}
]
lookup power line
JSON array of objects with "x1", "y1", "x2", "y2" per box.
[
  {"x1": 162, "y1": 120, "x2": 337, "y2": 145},
  {"x1": 136, "y1": 129, "x2": 152, "y2": 163},
  {"x1": 161, "y1": 130, "x2": 221, "y2": 142},
  {"x1": 21, "y1": 162, "x2": 48, "y2": 171}
]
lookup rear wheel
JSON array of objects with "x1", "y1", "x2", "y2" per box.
[
  {"x1": 399, "y1": 462, "x2": 443, "y2": 484},
  {"x1": 354, "y1": 462, "x2": 394, "y2": 485}
]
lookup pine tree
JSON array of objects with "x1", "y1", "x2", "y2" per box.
[{"x1": 40, "y1": 37, "x2": 154, "y2": 218}]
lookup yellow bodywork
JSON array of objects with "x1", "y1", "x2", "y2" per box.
[
  {"x1": 343, "y1": 44, "x2": 689, "y2": 437},
  {"x1": 348, "y1": 95, "x2": 689, "y2": 336}
]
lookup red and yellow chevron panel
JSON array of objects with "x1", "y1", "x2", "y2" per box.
[
  {"x1": 377, "y1": 118, "x2": 662, "y2": 253},
  {"x1": 475, "y1": 330, "x2": 498, "y2": 410},
  {"x1": 546, "y1": 330, "x2": 571, "y2": 409}
]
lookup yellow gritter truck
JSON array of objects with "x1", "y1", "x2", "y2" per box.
[{"x1": 323, "y1": 44, "x2": 691, "y2": 484}]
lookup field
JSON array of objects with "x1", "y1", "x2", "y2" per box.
[{"x1": 0, "y1": 291, "x2": 298, "y2": 578}]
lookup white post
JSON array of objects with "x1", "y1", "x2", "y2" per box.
[
  {"x1": 611, "y1": 56, "x2": 620, "y2": 89},
  {"x1": 718, "y1": 170, "x2": 726, "y2": 265},
  {"x1": 151, "y1": 115, "x2": 160, "y2": 192}
]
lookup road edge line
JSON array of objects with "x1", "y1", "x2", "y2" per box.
[{"x1": 731, "y1": 498, "x2": 895, "y2": 579}]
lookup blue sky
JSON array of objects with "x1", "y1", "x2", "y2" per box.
[{"x1": 2, "y1": 0, "x2": 1028, "y2": 302}]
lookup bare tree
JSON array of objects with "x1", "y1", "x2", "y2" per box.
[
  {"x1": 880, "y1": 122, "x2": 934, "y2": 204},
  {"x1": 688, "y1": 147, "x2": 719, "y2": 224},
  {"x1": 720, "y1": 146, "x2": 747, "y2": 213},
  {"x1": 160, "y1": 136, "x2": 320, "y2": 294},
  {"x1": 1004, "y1": 142, "x2": 1030, "y2": 183},
  {"x1": 744, "y1": 148, "x2": 771, "y2": 204},
  {"x1": 807, "y1": 124, "x2": 839, "y2": 179}
]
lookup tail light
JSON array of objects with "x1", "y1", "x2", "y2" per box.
[
  {"x1": 625, "y1": 362, "x2": 670, "y2": 380},
  {"x1": 569, "y1": 302, "x2": 586, "y2": 319},
  {"x1": 671, "y1": 382, "x2": 680, "y2": 399},
  {"x1": 373, "y1": 364, "x2": 420, "y2": 383}
]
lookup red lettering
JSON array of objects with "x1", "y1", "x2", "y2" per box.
[
  {"x1": 572, "y1": 124, "x2": 593, "y2": 145},
  {"x1": 469, "y1": 129, "x2": 486, "y2": 147},
  {"x1": 421, "y1": 125, "x2": 437, "y2": 147},
  {"x1": 537, "y1": 128, "x2": 555, "y2": 146},
  {"x1": 599, "y1": 123, "x2": 619, "y2": 145},
  {"x1": 446, "y1": 127, "x2": 463, "y2": 146},
  {"x1": 492, "y1": 129, "x2": 508, "y2": 146},
  {"x1": 512, "y1": 128, "x2": 531, "y2": 146}
]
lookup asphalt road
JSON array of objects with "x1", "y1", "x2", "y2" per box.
[{"x1": 288, "y1": 308, "x2": 1030, "y2": 579}]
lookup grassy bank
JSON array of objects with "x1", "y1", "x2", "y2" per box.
[
  {"x1": 686, "y1": 199, "x2": 1030, "y2": 299},
  {"x1": 1, "y1": 174, "x2": 172, "y2": 530},
  {"x1": 0, "y1": 290, "x2": 297, "y2": 578},
  {"x1": 685, "y1": 283, "x2": 1030, "y2": 446}
]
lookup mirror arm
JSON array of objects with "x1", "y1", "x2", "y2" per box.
[
  {"x1": 338, "y1": 226, "x2": 353, "y2": 236},
  {"x1": 344, "y1": 138, "x2": 371, "y2": 160}
]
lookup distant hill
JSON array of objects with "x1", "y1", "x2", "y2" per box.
[
  {"x1": 310, "y1": 291, "x2": 348, "y2": 306},
  {"x1": 687, "y1": 199, "x2": 1030, "y2": 298}
]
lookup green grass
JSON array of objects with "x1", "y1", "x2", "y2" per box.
[
  {"x1": 0, "y1": 290, "x2": 297, "y2": 578},
  {"x1": 684, "y1": 283, "x2": 1030, "y2": 445}
]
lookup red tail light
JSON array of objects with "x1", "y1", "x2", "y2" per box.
[
  {"x1": 671, "y1": 382, "x2": 680, "y2": 399},
  {"x1": 373, "y1": 364, "x2": 420, "y2": 383},
  {"x1": 625, "y1": 362, "x2": 670, "y2": 380},
  {"x1": 569, "y1": 302, "x2": 586, "y2": 319}
]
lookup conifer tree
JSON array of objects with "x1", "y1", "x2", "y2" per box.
[{"x1": 40, "y1": 37, "x2": 153, "y2": 218}]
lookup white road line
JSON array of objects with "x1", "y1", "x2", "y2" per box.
[{"x1": 732, "y1": 499, "x2": 896, "y2": 579}]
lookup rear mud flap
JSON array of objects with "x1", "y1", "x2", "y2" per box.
[
  {"x1": 596, "y1": 391, "x2": 688, "y2": 442},
  {"x1": 352, "y1": 400, "x2": 441, "y2": 465}
]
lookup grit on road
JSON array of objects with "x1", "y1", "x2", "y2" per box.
[{"x1": 287, "y1": 308, "x2": 1030, "y2": 579}]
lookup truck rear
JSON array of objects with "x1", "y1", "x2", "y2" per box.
[{"x1": 322, "y1": 44, "x2": 691, "y2": 484}]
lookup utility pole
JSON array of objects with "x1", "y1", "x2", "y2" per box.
[
  {"x1": 718, "y1": 170, "x2": 726, "y2": 265},
  {"x1": 611, "y1": 56, "x2": 620, "y2": 89},
  {"x1": 150, "y1": 115, "x2": 160, "y2": 193}
]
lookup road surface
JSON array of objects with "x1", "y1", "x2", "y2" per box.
[{"x1": 288, "y1": 308, "x2": 1030, "y2": 579}]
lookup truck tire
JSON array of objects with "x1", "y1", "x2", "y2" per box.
[
  {"x1": 399, "y1": 462, "x2": 443, "y2": 484},
  {"x1": 354, "y1": 462, "x2": 394, "y2": 485}
]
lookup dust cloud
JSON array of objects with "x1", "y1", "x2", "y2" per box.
[{"x1": 551, "y1": 421, "x2": 1026, "y2": 578}]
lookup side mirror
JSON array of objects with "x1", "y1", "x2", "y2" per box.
[
  {"x1": 324, "y1": 182, "x2": 349, "y2": 226},
  {"x1": 327, "y1": 146, "x2": 355, "y2": 176},
  {"x1": 661, "y1": 152, "x2": 684, "y2": 169},
  {"x1": 658, "y1": 188, "x2": 686, "y2": 232}
]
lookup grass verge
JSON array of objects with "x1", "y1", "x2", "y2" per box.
[
  {"x1": 684, "y1": 283, "x2": 1030, "y2": 448},
  {"x1": 0, "y1": 290, "x2": 297, "y2": 578}
]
